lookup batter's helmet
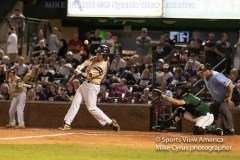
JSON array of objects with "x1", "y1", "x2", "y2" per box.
[{"x1": 96, "y1": 45, "x2": 110, "y2": 56}]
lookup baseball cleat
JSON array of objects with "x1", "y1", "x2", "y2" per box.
[
  {"x1": 14, "y1": 125, "x2": 25, "y2": 129},
  {"x1": 58, "y1": 122, "x2": 71, "y2": 131},
  {"x1": 224, "y1": 129, "x2": 235, "y2": 135},
  {"x1": 6, "y1": 124, "x2": 16, "y2": 128},
  {"x1": 110, "y1": 119, "x2": 120, "y2": 132},
  {"x1": 213, "y1": 128, "x2": 224, "y2": 136}
]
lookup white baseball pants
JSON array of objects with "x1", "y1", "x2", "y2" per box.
[
  {"x1": 9, "y1": 92, "x2": 26, "y2": 126},
  {"x1": 64, "y1": 81, "x2": 112, "y2": 126},
  {"x1": 175, "y1": 111, "x2": 214, "y2": 129}
]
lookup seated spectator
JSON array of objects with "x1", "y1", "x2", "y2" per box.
[
  {"x1": 32, "y1": 29, "x2": 46, "y2": 49},
  {"x1": 35, "y1": 84, "x2": 47, "y2": 101},
  {"x1": 185, "y1": 53, "x2": 200, "y2": 71},
  {"x1": 118, "y1": 65, "x2": 140, "y2": 85},
  {"x1": 0, "y1": 83, "x2": 10, "y2": 100},
  {"x1": 156, "y1": 59, "x2": 164, "y2": 73},
  {"x1": 32, "y1": 39, "x2": 50, "y2": 58},
  {"x1": 134, "y1": 68, "x2": 152, "y2": 92},
  {"x1": 46, "y1": 83, "x2": 58, "y2": 100},
  {"x1": 2, "y1": 56, "x2": 12, "y2": 69},
  {"x1": 26, "y1": 88, "x2": 36, "y2": 101},
  {"x1": 53, "y1": 86, "x2": 71, "y2": 101},
  {"x1": 158, "y1": 63, "x2": 173, "y2": 85},
  {"x1": 185, "y1": 59, "x2": 197, "y2": 78},
  {"x1": 0, "y1": 64, "x2": 7, "y2": 85},
  {"x1": 110, "y1": 78, "x2": 130, "y2": 95},
  {"x1": 0, "y1": 49, "x2": 4, "y2": 64},
  {"x1": 30, "y1": 56, "x2": 40, "y2": 69},
  {"x1": 72, "y1": 79, "x2": 81, "y2": 92},
  {"x1": 66, "y1": 84, "x2": 75, "y2": 98},
  {"x1": 66, "y1": 51, "x2": 81, "y2": 69},
  {"x1": 37, "y1": 64, "x2": 54, "y2": 85},
  {"x1": 23, "y1": 66, "x2": 38, "y2": 85},
  {"x1": 14, "y1": 56, "x2": 28, "y2": 78},
  {"x1": 229, "y1": 68, "x2": 238, "y2": 84},
  {"x1": 110, "y1": 53, "x2": 126, "y2": 75},
  {"x1": 167, "y1": 67, "x2": 186, "y2": 91},
  {"x1": 58, "y1": 63, "x2": 73, "y2": 83},
  {"x1": 140, "y1": 87, "x2": 151, "y2": 103}
]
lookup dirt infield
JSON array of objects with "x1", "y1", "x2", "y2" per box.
[{"x1": 0, "y1": 128, "x2": 239, "y2": 151}]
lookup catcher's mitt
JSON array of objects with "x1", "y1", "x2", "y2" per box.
[{"x1": 152, "y1": 89, "x2": 163, "y2": 102}]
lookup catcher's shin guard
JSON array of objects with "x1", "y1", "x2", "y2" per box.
[{"x1": 192, "y1": 126, "x2": 206, "y2": 135}]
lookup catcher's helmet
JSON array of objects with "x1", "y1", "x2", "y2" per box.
[{"x1": 175, "y1": 81, "x2": 190, "y2": 97}]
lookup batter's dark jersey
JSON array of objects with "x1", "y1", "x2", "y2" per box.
[{"x1": 182, "y1": 94, "x2": 212, "y2": 117}]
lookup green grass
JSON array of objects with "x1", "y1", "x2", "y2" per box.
[{"x1": 0, "y1": 144, "x2": 239, "y2": 160}]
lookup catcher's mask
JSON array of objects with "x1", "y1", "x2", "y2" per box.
[
  {"x1": 175, "y1": 81, "x2": 190, "y2": 98},
  {"x1": 96, "y1": 45, "x2": 110, "y2": 58}
]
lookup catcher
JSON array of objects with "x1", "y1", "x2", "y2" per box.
[{"x1": 152, "y1": 82, "x2": 222, "y2": 135}]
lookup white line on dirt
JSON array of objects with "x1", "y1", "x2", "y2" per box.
[{"x1": 0, "y1": 133, "x2": 76, "y2": 140}]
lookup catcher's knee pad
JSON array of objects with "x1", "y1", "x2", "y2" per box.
[{"x1": 192, "y1": 126, "x2": 206, "y2": 135}]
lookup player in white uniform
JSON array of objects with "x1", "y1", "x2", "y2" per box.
[
  {"x1": 59, "y1": 45, "x2": 120, "y2": 131},
  {"x1": 6, "y1": 69, "x2": 27, "y2": 128}
]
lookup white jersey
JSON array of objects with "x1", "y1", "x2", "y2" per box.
[{"x1": 7, "y1": 33, "x2": 18, "y2": 53}]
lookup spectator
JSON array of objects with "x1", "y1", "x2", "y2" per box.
[
  {"x1": 66, "y1": 84, "x2": 75, "y2": 98},
  {"x1": 187, "y1": 30, "x2": 202, "y2": 59},
  {"x1": 68, "y1": 31, "x2": 85, "y2": 62},
  {"x1": 167, "y1": 67, "x2": 187, "y2": 91},
  {"x1": 0, "y1": 50, "x2": 4, "y2": 64},
  {"x1": 53, "y1": 86, "x2": 71, "y2": 101},
  {"x1": 72, "y1": 79, "x2": 81, "y2": 92},
  {"x1": 110, "y1": 78, "x2": 130, "y2": 95},
  {"x1": 0, "y1": 64, "x2": 7, "y2": 85},
  {"x1": 26, "y1": 89, "x2": 36, "y2": 101},
  {"x1": 23, "y1": 66, "x2": 38, "y2": 85},
  {"x1": 215, "y1": 33, "x2": 233, "y2": 74},
  {"x1": 134, "y1": 68, "x2": 152, "y2": 92},
  {"x1": 35, "y1": 84, "x2": 47, "y2": 101},
  {"x1": 0, "y1": 83, "x2": 10, "y2": 100},
  {"x1": 46, "y1": 83, "x2": 58, "y2": 100},
  {"x1": 88, "y1": 29, "x2": 101, "y2": 56},
  {"x1": 66, "y1": 51, "x2": 80, "y2": 69},
  {"x1": 118, "y1": 65, "x2": 140, "y2": 85},
  {"x1": 136, "y1": 28, "x2": 151, "y2": 64},
  {"x1": 48, "y1": 27, "x2": 60, "y2": 52},
  {"x1": 14, "y1": 56, "x2": 28, "y2": 78},
  {"x1": 110, "y1": 53, "x2": 126, "y2": 75},
  {"x1": 185, "y1": 59, "x2": 197, "y2": 78},
  {"x1": 204, "y1": 33, "x2": 219, "y2": 67},
  {"x1": 37, "y1": 64, "x2": 53, "y2": 85},
  {"x1": 32, "y1": 39, "x2": 50, "y2": 58},
  {"x1": 156, "y1": 59, "x2": 164, "y2": 73},
  {"x1": 158, "y1": 63, "x2": 173, "y2": 85},
  {"x1": 233, "y1": 30, "x2": 240, "y2": 70},
  {"x1": 9, "y1": 9, "x2": 25, "y2": 40},
  {"x1": 140, "y1": 87, "x2": 151, "y2": 103},
  {"x1": 1, "y1": 26, "x2": 18, "y2": 64},
  {"x1": 2, "y1": 56, "x2": 12, "y2": 69},
  {"x1": 185, "y1": 53, "x2": 200, "y2": 71},
  {"x1": 101, "y1": 32, "x2": 115, "y2": 62},
  {"x1": 32, "y1": 29, "x2": 46, "y2": 49},
  {"x1": 152, "y1": 34, "x2": 173, "y2": 62},
  {"x1": 57, "y1": 29, "x2": 68, "y2": 58}
]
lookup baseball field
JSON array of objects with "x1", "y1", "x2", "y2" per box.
[{"x1": 0, "y1": 128, "x2": 239, "y2": 160}]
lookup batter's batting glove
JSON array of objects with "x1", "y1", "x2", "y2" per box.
[{"x1": 152, "y1": 89, "x2": 163, "y2": 102}]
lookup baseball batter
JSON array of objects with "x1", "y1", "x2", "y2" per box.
[
  {"x1": 6, "y1": 69, "x2": 27, "y2": 128},
  {"x1": 59, "y1": 45, "x2": 120, "y2": 131},
  {"x1": 152, "y1": 82, "x2": 218, "y2": 135}
]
